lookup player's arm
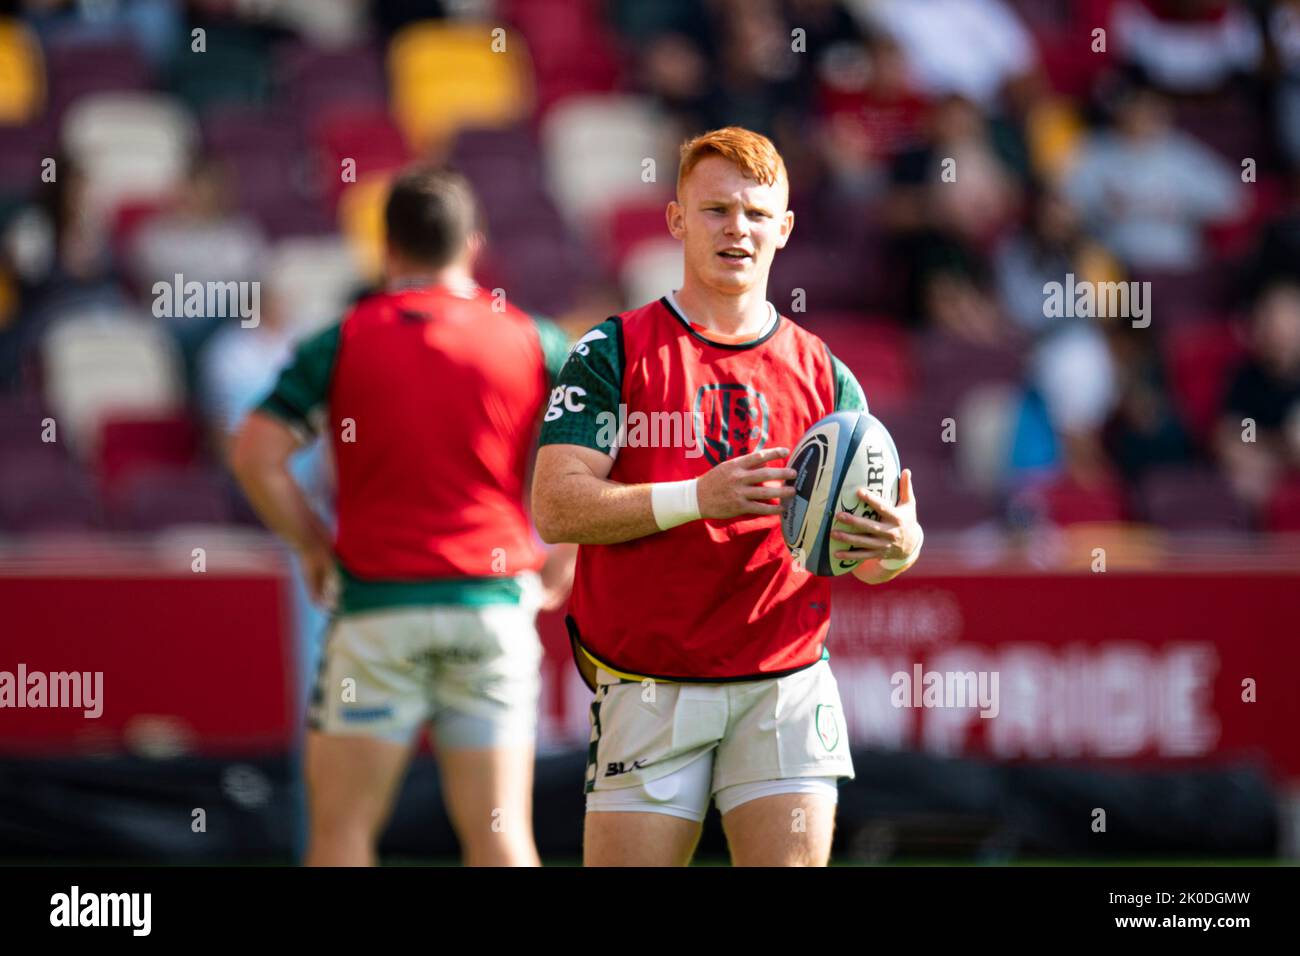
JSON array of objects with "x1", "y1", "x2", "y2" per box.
[
  {"x1": 533, "y1": 443, "x2": 797, "y2": 545},
  {"x1": 231, "y1": 412, "x2": 332, "y2": 556},
  {"x1": 230, "y1": 323, "x2": 340, "y2": 604},
  {"x1": 530, "y1": 318, "x2": 795, "y2": 545},
  {"x1": 824, "y1": 349, "x2": 924, "y2": 585}
]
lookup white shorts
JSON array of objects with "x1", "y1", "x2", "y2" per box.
[
  {"x1": 584, "y1": 658, "x2": 854, "y2": 822},
  {"x1": 307, "y1": 600, "x2": 542, "y2": 749}
]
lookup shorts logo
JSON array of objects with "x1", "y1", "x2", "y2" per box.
[
  {"x1": 340, "y1": 706, "x2": 394, "y2": 722},
  {"x1": 693, "y1": 383, "x2": 769, "y2": 465},
  {"x1": 604, "y1": 759, "x2": 647, "y2": 777},
  {"x1": 815, "y1": 704, "x2": 839, "y2": 752}
]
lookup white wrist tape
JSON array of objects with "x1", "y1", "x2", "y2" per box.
[
  {"x1": 650, "y1": 479, "x2": 701, "y2": 530},
  {"x1": 879, "y1": 526, "x2": 923, "y2": 571}
]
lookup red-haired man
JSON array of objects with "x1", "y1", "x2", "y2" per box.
[{"x1": 533, "y1": 127, "x2": 923, "y2": 866}]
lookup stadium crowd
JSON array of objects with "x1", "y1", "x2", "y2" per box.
[{"x1": 1, "y1": 0, "x2": 1299, "y2": 542}]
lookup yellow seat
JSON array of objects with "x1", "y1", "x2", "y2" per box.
[
  {"x1": 388, "y1": 21, "x2": 532, "y2": 151},
  {"x1": 337, "y1": 173, "x2": 393, "y2": 282},
  {"x1": 1025, "y1": 96, "x2": 1085, "y2": 181},
  {"x1": 0, "y1": 18, "x2": 44, "y2": 124}
]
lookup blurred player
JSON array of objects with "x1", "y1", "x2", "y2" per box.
[
  {"x1": 232, "y1": 167, "x2": 574, "y2": 866},
  {"x1": 532, "y1": 127, "x2": 924, "y2": 866}
]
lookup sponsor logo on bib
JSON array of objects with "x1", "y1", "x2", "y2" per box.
[{"x1": 693, "y1": 383, "x2": 769, "y2": 465}]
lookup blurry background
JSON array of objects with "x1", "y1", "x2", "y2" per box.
[{"x1": 1, "y1": 0, "x2": 1299, "y2": 864}]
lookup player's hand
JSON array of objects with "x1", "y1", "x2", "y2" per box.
[
  {"x1": 298, "y1": 542, "x2": 340, "y2": 610},
  {"x1": 538, "y1": 542, "x2": 577, "y2": 612},
  {"x1": 829, "y1": 468, "x2": 921, "y2": 562},
  {"x1": 696, "y1": 446, "x2": 797, "y2": 520}
]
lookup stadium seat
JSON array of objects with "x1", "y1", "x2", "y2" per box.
[
  {"x1": 169, "y1": 27, "x2": 271, "y2": 114},
  {"x1": 266, "y1": 236, "x2": 365, "y2": 333},
  {"x1": 255, "y1": 192, "x2": 335, "y2": 241},
  {"x1": 202, "y1": 104, "x2": 302, "y2": 162},
  {"x1": 502, "y1": 0, "x2": 620, "y2": 115},
  {"x1": 915, "y1": 330, "x2": 1026, "y2": 416},
  {"x1": 1028, "y1": 472, "x2": 1129, "y2": 526},
  {"x1": 0, "y1": 123, "x2": 50, "y2": 201},
  {"x1": 906, "y1": 453, "x2": 1003, "y2": 531},
  {"x1": 97, "y1": 415, "x2": 201, "y2": 494},
  {"x1": 605, "y1": 200, "x2": 673, "y2": 273},
  {"x1": 451, "y1": 126, "x2": 555, "y2": 233},
  {"x1": 105, "y1": 466, "x2": 233, "y2": 532},
  {"x1": 478, "y1": 232, "x2": 589, "y2": 317},
  {"x1": 0, "y1": 393, "x2": 61, "y2": 465},
  {"x1": 1139, "y1": 464, "x2": 1252, "y2": 531},
  {"x1": 1163, "y1": 319, "x2": 1246, "y2": 448},
  {"x1": 387, "y1": 22, "x2": 532, "y2": 151},
  {"x1": 797, "y1": 313, "x2": 916, "y2": 418},
  {"x1": 0, "y1": 18, "x2": 44, "y2": 124},
  {"x1": 41, "y1": 308, "x2": 185, "y2": 457},
  {"x1": 619, "y1": 238, "x2": 684, "y2": 310},
  {"x1": 0, "y1": 453, "x2": 101, "y2": 532},
  {"x1": 311, "y1": 105, "x2": 408, "y2": 206},
  {"x1": 212, "y1": 149, "x2": 300, "y2": 217},
  {"x1": 60, "y1": 91, "x2": 197, "y2": 222},
  {"x1": 275, "y1": 41, "x2": 388, "y2": 123},
  {"x1": 337, "y1": 173, "x2": 391, "y2": 279},
  {"x1": 1130, "y1": 267, "x2": 1230, "y2": 324},
  {"x1": 767, "y1": 240, "x2": 879, "y2": 314},
  {"x1": 1264, "y1": 476, "x2": 1300, "y2": 532},
  {"x1": 540, "y1": 94, "x2": 675, "y2": 232},
  {"x1": 44, "y1": 38, "x2": 151, "y2": 124}
]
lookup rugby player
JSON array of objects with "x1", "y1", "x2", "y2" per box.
[
  {"x1": 233, "y1": 167, "x2": 573, "y2": 866},
  {"x1": 532, "y1": 127, "x2": 923, "y2": 867}
]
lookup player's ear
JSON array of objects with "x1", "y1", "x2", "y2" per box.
[
  {"x1": 666, "y1": 200, "x2": 685, "y2": 240},
  {"x1": 464, "y1": 230, "x2": 485, "y2": 264},
  {"x1": 776, "y1": 209, "x2": 794, "y2": 249}
]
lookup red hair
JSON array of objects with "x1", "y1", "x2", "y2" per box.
[{"x1": 676, "y1": 126, "x2": 788, "y2": 196}]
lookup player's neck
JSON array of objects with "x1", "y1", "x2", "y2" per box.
[
  {"x1": 673, "y1": 282, "x2": 771, "y2": 337},
  {"x1": 386, "y1": 266, "x2": 476, "y2": 295}
]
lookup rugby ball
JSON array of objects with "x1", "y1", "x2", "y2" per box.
[{"x1": 781, "y1": 411, "x2": 901, "y2": 576}]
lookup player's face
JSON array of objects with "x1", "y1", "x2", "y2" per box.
[{"x1": 668, "y1": 156, "x2": 794, "y2": 296}]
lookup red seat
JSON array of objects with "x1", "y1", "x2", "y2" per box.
[
  {"x1": 312, "y1": 106, "x2": 409, "y2": 206},
  {"x1": 798, "y1": 313, "x2": 916, "y2": 417},
  {"x1": 1140, "y1": 465, "x2": 1251, "y2": 531},
  {"x1": 1034, "y1": 472, "x2": 1128, "y2": 526},
  {"x1": 606, "y1": 200, "x2": 671, "y2": 272},
  {"x1": 1265, "y1": 475, "x2": 1300, "y2": 532},
  {"x1": 1163, "y1": 319, "x2": 1246, "y2": 448},
  {"x1": 105, "y1": 466, "x2": 232, "y2": 532},
  {"x1": 97, "y1": 415, "x2": 201, "y2": 494}
]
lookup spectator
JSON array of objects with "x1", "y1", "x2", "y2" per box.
[
  {"x1": 849, "y1": 0, "x2": 1038, "y2": 110},
  {"x1": 127, "y1": 159, "x2": 266, "y2": 309},
  {"x1": 1268, "y1": 1, "x2": 1300, "y2": 169},
  {"x1": 816, "y1": 33, "x2": 930, "y2": 196},
  {"x1": 996, "y1": 184, "x2": 1123, "y2": 333},
  {"x1": 888, "y1": 95, "x2": 1023, "y2": 341},
  {"x1": 1102, "y1": 323, "x2": 1194, "y2": 481},
  {"x1": 1064, "y1": 81, "x2": 1244, "y2": 271},
  {"x1": 1215, "y1": 282, "x2": 1300, "y2": 507},
  {"x1": 1112, "y1": 0, "x2": 1261, "y2": 95}
]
